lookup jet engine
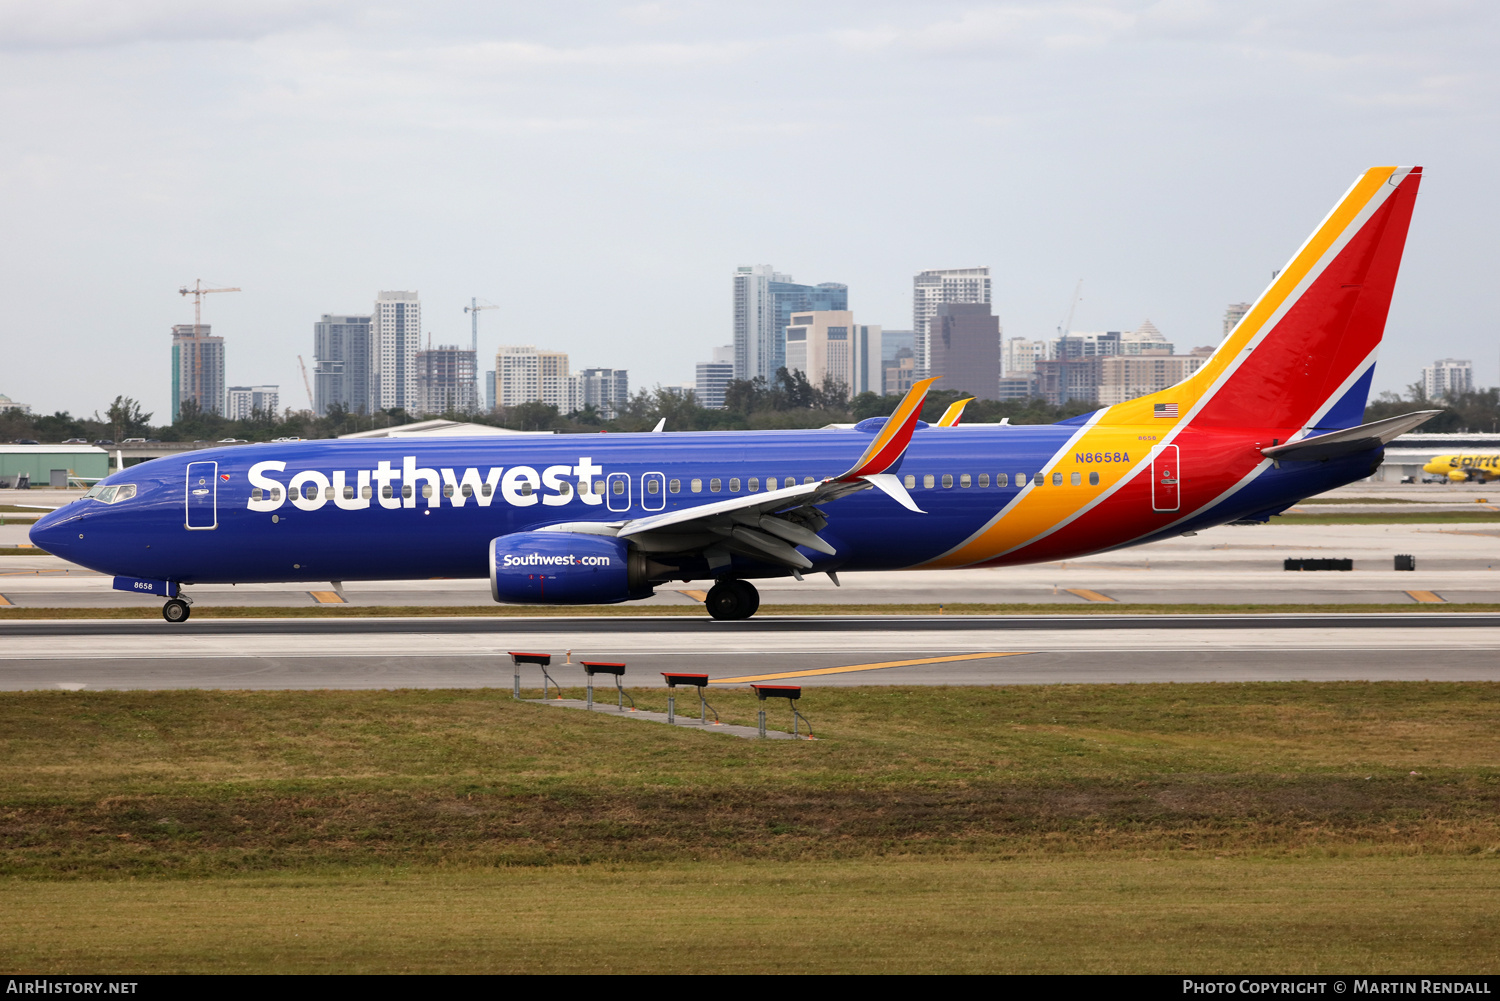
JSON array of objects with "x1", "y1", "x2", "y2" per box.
[{"x1": 489, "y1": 532, "x2": 660, "y2": 605}]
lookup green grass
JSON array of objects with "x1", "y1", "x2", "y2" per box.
[
  {"x1": 3, "y1": 602, "x2": 1500, "y2": 620},
  {"x1": 3, "y1": 858, "x2": 1496, "y2": 973},
  {"x1": 4, "y1": 683, "x2": 1497, "y2": 971}
]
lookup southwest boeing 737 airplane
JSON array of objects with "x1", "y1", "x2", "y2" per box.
[{"x1": 32, "y1": 166, "x2": 1437, "y2": 623}]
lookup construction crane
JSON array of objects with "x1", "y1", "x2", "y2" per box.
[
  {"x1": 177, "y1": 279, "x2": 240, "y2": 417},
  {"x1": 297, "y1": 355, "x2": 315, "y2": 413},
  {"x1": 464, "y1": 297, "x2": 498, "y2": 355},
  {"x1": 1056, "y1": 279, "x2": 1083, "y2": 340}
]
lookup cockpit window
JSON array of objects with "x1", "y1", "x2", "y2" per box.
[{"x1": 90, "y1": 484, "x2": 136, "y2": 504}]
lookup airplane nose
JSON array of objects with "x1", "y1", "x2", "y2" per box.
[{"x1": 28, "y1": 505, "x2": 82, "y2": 559}]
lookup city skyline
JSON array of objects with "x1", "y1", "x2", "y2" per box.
[{"x1": 5, "y1": 4, "x2": 1496, "y2": 418}]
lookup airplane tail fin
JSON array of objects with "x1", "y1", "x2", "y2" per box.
[{"x1": 1099, "y1": 166, "x2": 1423, "y2": 432}]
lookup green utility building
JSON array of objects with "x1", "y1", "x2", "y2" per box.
[{"x1": 0, "y1": 445, "x2": 109, "y2": 488}]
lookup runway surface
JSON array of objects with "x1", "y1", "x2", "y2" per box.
[
  {"x1": 6, "y1": 518, "x2": 1500, "y2": 608},
  {"x1": 3, "y1": 612, "x2": 1499, "y2": 690}
]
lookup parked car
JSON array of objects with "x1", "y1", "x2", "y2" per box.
[
  {"x1": 13, "y1": 439, "x2": 39, "y2": 445},
  {"x1": 93, "y1": 440, "x2": 114, "y2": 447},
  {"x1": 122, "y1": 437, "x2": 146, "y2": 444},
  {"x1": 61, "y1": 438, "x2": 87, "y2": 444},
  {"x1": 271, "y1": 436, "x2": 302, "y2": 442},
  {"x1": 218, "y1": 438, "x2": 247, "y2": 443}
]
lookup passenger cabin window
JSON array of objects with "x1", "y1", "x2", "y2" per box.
[
  {"x1": 691, "y1": 478, "x2": 702, "y2": 493},
  {"x1": 383, "y1": 486, "x2": 394, "y2": 499},
  {"x1": 1089, "y1": 472, "x2": 1100, "y2": 486},
  {"x1": 363, "y1": 486, "x2": 374, "y2": 499},
  {"x1": 460, "y1": 485, "x2": 473, "y2": 497},
  {"x1": 252, "y1": 488, "x2": 262, "y2": 501},
  {"x1": 729, "y1": 477, "x2": 741, "y2": 493},
  {"x1": 748, "y1": 477, "x2": 760, "y2": 492},
  {"x1": 709, "y1": 478, "x2": 722, "y2": 493},
  {"x1": 923, "y1": 474, "x2": 935, "y2": 489},
  {"x1": 1015, "y1": 474, "x2": 1026, "y2": 487},
  {"x1": 610, "y1": 480, "x2": 623, "y2": 495},
  {"x1": 978, "y1": 474, "x2": 990, "y2": 488},
  {"x1": 960, "y1": 474, "x2": 971, "y2": 488},
  {"x1": 942, "y1": 474, "x2": 954, "y2": 488},
  {"x1": 669, "y1": 479, "x2": 681, "y2": 493},
  {"x1": 1070, "y1": 472, "x2": 1081, "y2": 486},
  {"x1": 904, "y1": 474, "x2": 916, "y2": 489},
  {"x1": 557, "y1": 482, "x2": 572, "y2": 496},
  {"x1": 1052, "y1": 472, "x2": 1063, "y2": 486},
  {"x1": 646, "y1": 478, "x2": 660, "y2": 495},
  {"x1": 803, "y1": 476, "x2": 814, "y2": 485}
]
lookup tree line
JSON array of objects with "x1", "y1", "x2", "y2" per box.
[{"x1": 5, "y1": 371, "x2": 1487, "y2": 444}]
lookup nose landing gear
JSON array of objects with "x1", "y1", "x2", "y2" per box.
[
  {"x1": 705, "y1": 579, "x2": 760, "y2": 621},
  {"x1": 162, "y1": 596, "x2": 192, "y2": 623}
]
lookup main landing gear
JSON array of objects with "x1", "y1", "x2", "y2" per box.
[
  {"x1": 705, "y1": 579, "x2": 760, "y2": 621},
  {"x1": 162, "y1": 597, "x2": 192, "y2": 623}
]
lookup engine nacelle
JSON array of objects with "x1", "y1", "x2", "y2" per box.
[{"x1": 489, "y1": 532, "x2": 656, "y2": 605}]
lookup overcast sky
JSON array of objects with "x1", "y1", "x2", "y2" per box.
[{"x1": 2, "y1": 0, "x2": 1496, "y2": 419}]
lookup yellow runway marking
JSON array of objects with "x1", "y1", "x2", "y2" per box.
[
  {"x1": 0, "y1": 594, "x2": 12, "y2": 606},
  {"x1": 709, "y1": 652, "x2": 1029, "y2": 685},
  {"x1": 1065, "y1": 588, "x2": 1116, "y2": 603},
  {"x1": 308, "y1": 590, "x2": 346, "y2": 604},
  {"x1": 678, "y1": 590, "x2": 709, "y2": 603},
  {"x1": 1405, "y1": 590, "x2": 1445, "y2": 603}
]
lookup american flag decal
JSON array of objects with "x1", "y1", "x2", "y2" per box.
[{"x1": 1154, "y1": 403, "x2": 1179, "y2": 419}]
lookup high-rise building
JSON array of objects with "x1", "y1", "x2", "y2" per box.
[
  {"x1": 485, "y1": 370, "x2": 496, "y2": 412},
  {"x1": 783, "y1": 311, "x2": 882, "y2": 397},
  {"x1": 568, "y1": 368, "x2": 630, "y2": 419},
  {"x1": 732, "y1": 265, "x2": 848, "y2": 382},
  {"x1": 495, "y1": 346, "x2": 570, "y2": 411},
  {"x1": 313, "y1": 314, "x2": 372, "y2": 416},
  {"x1": 414, "y1": 346, "x2": 479, "y2": 415},
  {"x1": 1121, "y1": 319, "x2": 1174, "y2": 355},
  {"x1": 1002, "y1": 337, "x2": 1048, "y2": 377},
  {"x1": 1035, "y1": 358, "x2": 1102, "y2": 407},
  {"x1": 1056, "y1": 330, "x2": 1125, "y2": 360},
  {"x1": 695, "y1": 345, "x2": 735, "y2": 409},
  {"x1": 880, "y1": 331, "x2": 915, "y2": 397},
  {"x1": 885, "y1": 349, "x2": 916, "y2": 396},
  {"x1": 226, "y1": 385, "x2": 279, "y2": 420},
  {"x1": 372, "y1": 291, "x2": 421, "y2": 411},
  {"x1": 1423, "y1": 359, "x2": 1473, "y2": 400},
  {"x1": 913, "y1": 267, "x2": 990, "y2": 378},
  {"x1": 170, "y1": 323, "x2": 225, "y2": 420},
  {"x1": 1095, "y1": 350, "x2": 1212, "y2": 406},
  {"x1": 1223, "y1": 302, "x2": 1252, "y2": 339},
  {"x1": 927, "y1": 303, "x2": 1001, "y2": 400}
]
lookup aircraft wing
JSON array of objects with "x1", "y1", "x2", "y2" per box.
[{"x1": 537, "y1": 378, "x2": 939, "y2": 571}]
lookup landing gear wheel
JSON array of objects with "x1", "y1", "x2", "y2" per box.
[
  {"x1": 705, "y1": 579, "x2": 760, "y2": 621},
  {"x1": 162, "y1": 598, "x2": 191, "y2": 623},
  {"x1": 731, "y1": 579, "x2": 760, "y2": 618}
]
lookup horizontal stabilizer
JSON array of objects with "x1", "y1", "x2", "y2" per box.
[{"x1": 1261, "y1": 410, "x2": 1441, "y2": 462}]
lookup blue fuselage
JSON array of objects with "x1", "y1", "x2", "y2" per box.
[{"x1": 29, "y1": 426, "x2": 1374, "y2": 587}]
